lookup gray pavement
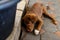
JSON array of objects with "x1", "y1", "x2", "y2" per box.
[{"x1": 20, "y1": 0, "x2": 60, "y2": 40}]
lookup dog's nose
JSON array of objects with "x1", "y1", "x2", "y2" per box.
[{"x1": 27, "y1": 24, "x2": 31, "y2": 26}]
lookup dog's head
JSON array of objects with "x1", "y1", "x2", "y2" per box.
[{"x1": 22, "y1": 13, "x2": 37, "y2": 32}]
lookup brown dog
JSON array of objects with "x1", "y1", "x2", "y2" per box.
[{"x1": 21, "y1": 3, "x2": 57, "y2": 35}]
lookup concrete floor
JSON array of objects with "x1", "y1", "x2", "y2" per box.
[{"x1": 20, "y1": 0, "x2": 60, "y2": 40}]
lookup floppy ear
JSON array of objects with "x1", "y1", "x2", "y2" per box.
[
  {"x1": 22, "y1": 15, "x2": 28, "y2": 22},
  {"x1": 22, "y1": 16, "x2": 26, "y2": 21},
  {"x1": 22, "y1": 14, "x2": 30, "y2": 20}
]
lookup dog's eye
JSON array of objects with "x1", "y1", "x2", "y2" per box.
[{"x1": 27, "y1": 17, "x2": 31, "y2": 20}]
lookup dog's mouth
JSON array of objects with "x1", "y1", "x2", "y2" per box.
[
  {"x1": 26, "y1": 24, "x2": 34, "y2": 32},
  {"x1": 26, "y1": 27, "x2": 32, "y2": 32}
]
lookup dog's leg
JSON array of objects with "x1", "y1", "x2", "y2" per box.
[
  {"x1": 43, "y1": 6, "x2": 57, "y2": 25},
  {"x1": 34, "y1": 18, "x2": 43, "y2": 35}
]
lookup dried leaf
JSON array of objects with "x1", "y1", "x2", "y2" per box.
[
  {"x1": 54, "y1": 31, "x2": 60, "y2": 37},
  {"x1": 47, "y1": 2, "x2": 54, "y2": 5},
  {"x1": 50, "y1": 7, "x2": 55, "y2": 11}
]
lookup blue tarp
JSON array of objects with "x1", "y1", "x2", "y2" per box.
[{"x1": 0, "y1": 0, "x2": 20, "y2": 10}]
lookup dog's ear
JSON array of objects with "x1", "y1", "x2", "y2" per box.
[
  {"x1": 22, "y1": 15, "x2": 26, "y2": 21},
  {"x1": 22, "y1": 15, "x2": 29, "y2": 23},
  {"x1": 22, "y1": 14, "x2": 30, "y2": 20}
]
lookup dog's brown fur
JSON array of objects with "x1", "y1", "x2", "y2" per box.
[{"x1": 21, "y1": 3, "x2": 57, "y2": 34}]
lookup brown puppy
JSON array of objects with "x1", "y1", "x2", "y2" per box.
[{"x1": 21, "y1": 3, "x2": 57, "y2": 35}]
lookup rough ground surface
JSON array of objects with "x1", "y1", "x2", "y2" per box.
[{"x1": 20, "y1": 0, "x2": 60, "y2": 40}]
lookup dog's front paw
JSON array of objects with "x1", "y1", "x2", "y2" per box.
[
  {"x1": 53, "y1": 21, "x2": 58, "y2": 25},
  {"x1": 34, "y1": 29, "x2": 40, "y2": 35}
]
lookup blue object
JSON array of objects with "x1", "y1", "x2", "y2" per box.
[{"x1": 0, "y1": 0, "x2": 20, "y2": 40}]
